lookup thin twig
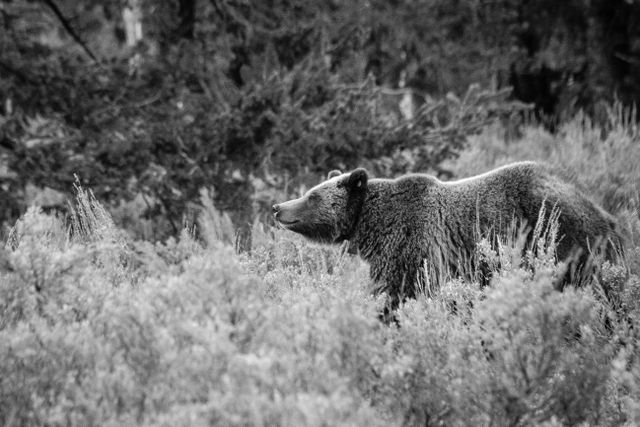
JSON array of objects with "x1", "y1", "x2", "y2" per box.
[{"x1": 41, "y1": 0, "x2": 99, "y2": 62}]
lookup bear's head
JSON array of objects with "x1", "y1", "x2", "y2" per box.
[{"x1": 273, "y1": 168, "x2": 368, "y2": 243}]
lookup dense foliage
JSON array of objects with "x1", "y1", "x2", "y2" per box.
[
  {"x1": 1, "y1": 0, "x2": 639, "y2": 239},
  {"x1": 1, "y1": 108, "x2": 639, "y2": 426}
]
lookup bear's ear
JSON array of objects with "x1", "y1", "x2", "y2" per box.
[
  {"x1": 328, "y1": 169, "x2": 342, "y2": 179},
  {"x1": 347, "y1": 168, "x2": 368, "y2": 191}
]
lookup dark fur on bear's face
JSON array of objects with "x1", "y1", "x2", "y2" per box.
[{"x1": 273, "y1": 169, "x2": 368, "y2": 243}]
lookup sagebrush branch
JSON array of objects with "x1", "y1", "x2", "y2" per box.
[{"x1": 41, "y1": 0, "x2": 98, "y2": 62}]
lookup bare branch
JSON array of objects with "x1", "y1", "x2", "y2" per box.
[{"x1": 41, "y1": 0, "x2": 99, "y2": 62}]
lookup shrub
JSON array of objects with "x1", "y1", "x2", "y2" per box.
[{"x1": 1, "y1": 182, "x2": 639, "y2": 425}]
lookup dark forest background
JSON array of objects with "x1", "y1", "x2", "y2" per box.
[{"x1": 2, "y1": 0, "x2": 640, "y2": 243}]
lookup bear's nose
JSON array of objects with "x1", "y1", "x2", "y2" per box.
[{"x1": 272, "y1": 204, "x2": 280, "y2": 215}]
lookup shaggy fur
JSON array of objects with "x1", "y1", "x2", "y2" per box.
[{"x1": 273, "y1": 162, "x2": 622, "y2": 305}]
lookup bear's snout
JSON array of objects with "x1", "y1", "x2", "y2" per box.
[{"x1": 273, "y1": 197, "x2": 307, "y2": 225}]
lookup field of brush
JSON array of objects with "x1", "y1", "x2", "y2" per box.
[{"x1": 2, "y1": 111, "x2": 640, "y2": 426}]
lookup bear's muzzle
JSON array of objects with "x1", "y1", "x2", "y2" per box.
[{"x1": 273, "y1": 197, "x2": 307, "y2": 226}]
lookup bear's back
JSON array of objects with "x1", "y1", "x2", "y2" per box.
[
  {"x1": 366, "y1": 162, "x2": 548, "y2": 241},
  {"x1": 432, "y1": 162, "x2": 544, "y2": 228},
  {"x1": 440, "y1": 161, "x2": 620, "y2": 264}
]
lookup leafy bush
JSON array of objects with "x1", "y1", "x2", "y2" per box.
[
  {"x1": 1, "y1": 52, "x2": 525, "y2": 242},
  {"x1": 0, "y1": 0, "x2": 532, "y2": 241},
  {"x1": 1, "y1": 168, "x2": 639, "y2": 425}
]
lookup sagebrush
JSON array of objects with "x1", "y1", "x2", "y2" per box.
[{"x1": 2, "y1": 113, "x2": 640, "y2": 425}]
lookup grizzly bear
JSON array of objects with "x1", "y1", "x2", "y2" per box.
[{"x1": 272, "y1": 162, "x2": 622, "y2": 305}]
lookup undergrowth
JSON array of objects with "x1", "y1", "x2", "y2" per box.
[{"x1": 1, "y1": 112, "x2": 640, "y2": 426}]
